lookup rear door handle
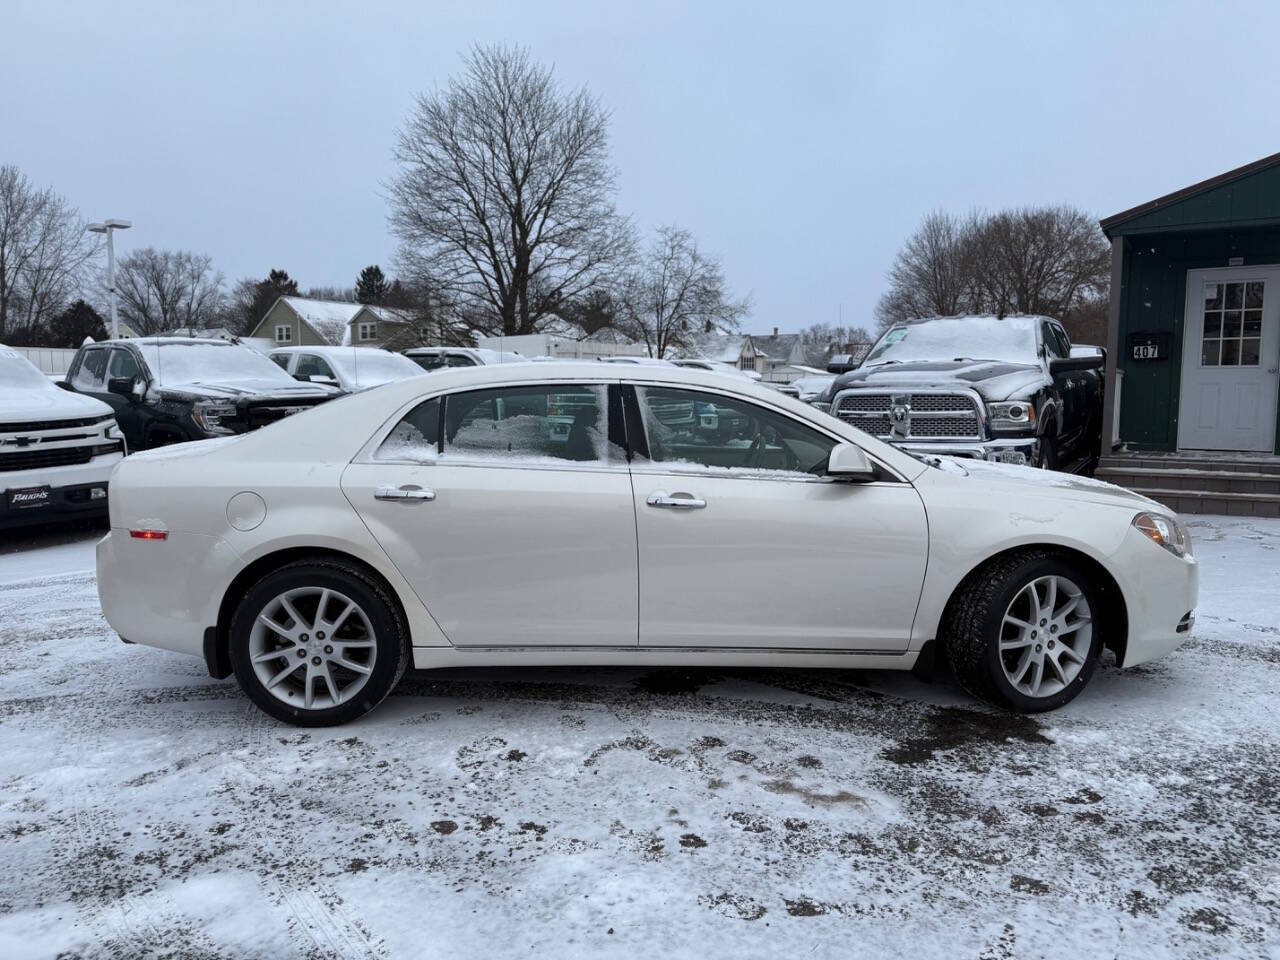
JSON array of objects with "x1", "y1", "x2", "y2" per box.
[
  {"x1": 646, "y1": 491, "x2": 706, "y2": 510},
  {"x1": 375, "y1": 485, "x2": 436, "y2": 502}
]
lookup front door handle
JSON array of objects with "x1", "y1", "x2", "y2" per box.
[
  {"x1": 375, "y1": 485, "x2": 436, "y2": 502},
  {"x1": 646, "y1": 491, "x2": 706, "y2": 510}
]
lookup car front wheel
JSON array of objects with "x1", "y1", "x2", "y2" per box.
[
  {"x1": 228, "y1": 559, "x2": 409, "y2": 726},
  {"x1": 943, "y1": 551, "x2": 1101, "y2": 712}
]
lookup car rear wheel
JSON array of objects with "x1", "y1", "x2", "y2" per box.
[
  {"x1": 229, "y1": 559, "x2": 409, "y2": 726},
  {"x1": 943, "y1": 551, "x2": 1102, "y2": 712}
]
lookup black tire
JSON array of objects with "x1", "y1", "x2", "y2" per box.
[
  {"x1": 941, "y1": 550, "x2": 1103, "y2": 713},
  {"x1": 229, "y1": 558, "x2": 409, "y2": 726},
  {"x1": 1037, "y1": 432, "x2": 1059, "y2": 471}
]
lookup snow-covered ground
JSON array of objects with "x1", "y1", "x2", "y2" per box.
[{"x1": 0, "y1": 518, "x2": 1277, "y2": 959}]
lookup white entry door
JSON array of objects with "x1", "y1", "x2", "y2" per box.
[{"x1": 1178, "y1": 267, "x2": 1280, "y2": 451}]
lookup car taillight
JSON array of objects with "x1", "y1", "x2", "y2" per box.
[{"x1": 130, "y1": 529, "x2": 168, "y2": 540}]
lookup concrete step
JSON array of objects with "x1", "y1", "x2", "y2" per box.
[
  {"x1": 1096, "y1": 466, "x2": 1280, "y2": 496},
  {"x1": 1099, "y1": 455, "x2": 1280, "y2": 475},
  {"x1": 1121, "y1": 485, "x2": 1280, "y2": 517}
]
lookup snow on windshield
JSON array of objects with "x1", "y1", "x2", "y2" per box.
[
  {"x1": 325, "y1": 350, "x2": 422, "y2": 387},
  {"x1": 135, "y1": 341, "x2": 297, "y2": 386},
  {"x1": 0, "y1": 347, "x2": 57, "y2": 389},
  {"x1": 864, "y1": 316, "x2": 1038, "y2": 365}
]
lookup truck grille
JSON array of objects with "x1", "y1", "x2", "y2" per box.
[
  {"x1": 834, "y1": 392, "x2": 983, "y2": 440},
  {"x1": 243, "y1": 402, "x2": 321, "y2": 429},
  {"x1": 0, "y1": 445, "x2": 95, "y2": 472}
]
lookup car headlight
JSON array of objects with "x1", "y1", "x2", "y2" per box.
[
  {"x1": 192, "y1": 400, "x2": 237, "y2": 435},
  {"x1": 1133, "y1": 511, "x2": 1192, "y2": 558},
  {"x1": 988, "y1": 401, "x2": 1036, "y2": 431},
  {"x1": 104, "y1": 422, "x2": 123, "y2": 440}
]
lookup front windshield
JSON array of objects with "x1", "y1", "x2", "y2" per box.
[
  {"x1": 326, "y1": 350, "x2": 423, "y2": 387},
  {"x1": 864, "y1": 317, "x2": 1038, "y2": 366},
  {"x1": 136, "y1": 341, "x2": 299, "y2": 386},
  {"x1": 0, "y1": 347, "x2": 58, "y2": 389}
]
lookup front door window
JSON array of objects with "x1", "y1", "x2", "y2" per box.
[{"x1": 1200, "y1": 280, "x2": 1264, "y2": 367}]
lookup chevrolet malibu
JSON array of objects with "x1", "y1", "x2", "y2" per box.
[{"x1": 96, "y1": 364, "x2": 1197, "y2": 726}]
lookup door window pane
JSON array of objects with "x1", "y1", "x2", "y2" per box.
[
  {"x1": 72, "y1": 349, "x2": 109, "y2": 390},
  {"x1": 375, "y1": 398, "x2": 441, "y2": 462},
  {"x1": 1201, "y1": 279, "x2": 1263, "y2": 366},
  {"x1": 443, "y1": 384, "x2": 617, "y2": 464},
  {"x1": 636, "y1": 386, "x2": 836, "y2": 476}
]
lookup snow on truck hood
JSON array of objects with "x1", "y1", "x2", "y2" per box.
[
  {"x1": 0, "y1": 380, "x2": 112, "y2": 420},
  {"x1": 157, "y1": 378, "x2": 333, "y2": 401},
  {"x1": 834, "y1": 359, "x2": 1045, "y2": 400}
]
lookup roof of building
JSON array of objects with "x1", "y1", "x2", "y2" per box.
[
  {"x1": 1101, "y1": 151, "x2": 1280, "y2": 237},
  {"x1": 750, "y1": 333, "x2": 801, "y2": 362}
]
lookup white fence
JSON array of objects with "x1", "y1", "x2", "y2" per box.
[{"x1": 12, "y1": 346, "x2": 78, "y2": 375}]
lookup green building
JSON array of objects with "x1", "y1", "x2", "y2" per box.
[{"x1": 1096, "y1": 153, "x2": 1280, "y2": 515}]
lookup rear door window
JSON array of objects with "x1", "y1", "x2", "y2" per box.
[
  {"x1": 72, "y1": 348, "x2": 109, "y2": 391},
  {"x1": 443, "y1": 384, "x2": 619, "y2": 464}
]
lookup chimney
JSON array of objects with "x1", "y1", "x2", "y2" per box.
[{"x1": 772, "y1": 326, "x2": 778, "y2": 336}]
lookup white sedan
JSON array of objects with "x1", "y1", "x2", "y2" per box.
[{"x1": 96, "y1": 364, "x2": 1197, "y2": 726}]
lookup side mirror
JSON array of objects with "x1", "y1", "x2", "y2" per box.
[
  {"x1": 107, "y1": 376, "x2": 138, "y2": 400},
  {"x1": 293, "y1": 373, "x2": 313, "y2": 382},
  {"x1": 56, "y1": 380, "x2": 75, "y2": 392},
  {"x1": 826, "y1": 442, "x2": 876, "y2": 481},
  {"x1": 1069, "y1": 345, "x2": 1105, "y2": 365},
  {"x1": 1050, "y1": 355, "x2": 1104, "y2": 374}
]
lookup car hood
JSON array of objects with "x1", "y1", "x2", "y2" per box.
[
  {"x1": 832, "y1": 360, "x2": 1046, "y2": 401},
  {"x1": 157, "y1": 379, "x2": 333, "y2": 402},
  {"x1": 928, "y1": 456, "x2": 1163, "y2": 512},
  {"x1": 0, "y1": 384, "x2": 113, "y2": 421}
]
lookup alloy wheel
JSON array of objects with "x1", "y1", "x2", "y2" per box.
[
  {"x1": 998, "y1": 574, "x2": 1092, "y2": 699},
  {"x1": 248, "y1": 587, "x2": 377, "y2": 710}
]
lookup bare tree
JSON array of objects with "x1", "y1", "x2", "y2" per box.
[
  {"x1": 114, "y1": 247, "x2": 225, "y2": 335},
  {"x1": 970, "y1": 206, "x2": 1110, "y2": 324},
  {"x1": 0, "y1": 165, "x2": 98, "y2": 340},
  {"x1": 389, "y1": 44, "x2": 632, "y2": 337},
  {"x1": 875, "y1": 205, "x2": 1109, "y2": 332},
  {"x1": 616, "y1": 225, "x2": 748, "y2": 358},
  {"x1": 874, "y1": 210, "x2": 982, "y2": 330}
]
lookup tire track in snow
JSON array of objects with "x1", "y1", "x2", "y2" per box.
[{"x1": 235, "y1": 700, "x2": 384, "y2": 959}]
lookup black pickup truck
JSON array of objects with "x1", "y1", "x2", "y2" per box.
[
  {"x1": 64, "y1": 338, "x2": 334, "y2": 451},
  {"x1": 818, "y1": 315, "x2": 1104, "y2": 472}
]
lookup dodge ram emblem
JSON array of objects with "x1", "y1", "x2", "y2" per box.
[{"x1": 889, "y1": 397, "x2": 911, "y2": 438}]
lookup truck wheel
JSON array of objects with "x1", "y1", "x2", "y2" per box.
[
  {"x1": 1037, "y1": 434, "x2": 1058, "y2": 470},
  {"x1": 943, "y1": 550, "x2": 1102, "y2": 713},
  {"x1": 228, "y1": 559, "x2": 409, "y2": 726}
]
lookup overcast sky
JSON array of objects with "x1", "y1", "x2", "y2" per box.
[{"x1": 5, "y1": 0, "x2": 1279, "y2": 333}]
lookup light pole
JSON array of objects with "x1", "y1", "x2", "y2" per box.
[{"x1": 86, "y1": 219, "x2": 131, "y2": 339}]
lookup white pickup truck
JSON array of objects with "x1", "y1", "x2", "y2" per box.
[{"x1": 0, "y1": 346, "x2": 124, "y2": 529}]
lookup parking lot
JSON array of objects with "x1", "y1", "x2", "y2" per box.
[{"x1": 0, "y1": 517, "x2": 1275, "y2": 959}]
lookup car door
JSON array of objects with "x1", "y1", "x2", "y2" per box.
[
  {"x1": 1043, "y1": 320, "x2": 1085, "y2": 457},
  {"x1": 103, "y1": 347, "x2": 151, "y2": 450},
  {"x1": 340, "y1": 380, "x2": 639, "y2": 647},
  {"x1": 626, "y1": 384, "x2": 929, "y2": 651}
]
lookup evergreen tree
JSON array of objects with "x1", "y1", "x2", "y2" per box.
[
  {"x1": 355, "y1": 265, "x2": 388, "y2": 304},
  {"x1": 48, "y1": 299, "x2": 108, "y2": 347}
]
